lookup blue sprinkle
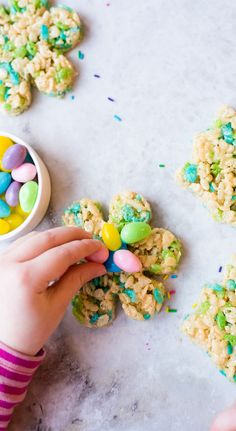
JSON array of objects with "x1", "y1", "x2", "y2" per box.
[
  {"x1": 184, "y1": 164, "x2": 198, "y2": 183},
  {"x1": 208, "y1": 283, "x2": 223, "y2": 292},
  {"x1": 226, "y1": 279, "x2": 236, "y2": 291},
  {"x1": 41, "y1": 24, "x2": 49, "y2": 41},
  {"x1": 90, "y1": 313, "x2": 100, "y2": 324},
  {"x1": 78, "y1": 50, "x2": 84, "y2": 60},
  {"x1": 70, "y1": 95, "x2": 75, "y2": 100},
  {"x1": 114, "y1": 115, "x2": 122, "y2": 122},
  {"x1": 9, "y1": 70, "x2": 19, "y2": 85},
  {"x1": 209, "y1": 182, "x2": 215, "y2": 192},
  {"x1": 218, "y1": 266, "x2": 222, "y2": 272},
  {"x1": 232, "y1": 196, "x2": 236, "y2": 201},
  {"x1": 170, "y1": 274, "x2": 177, "y2": 279},
  {"x1": 153, "y1": 288, "x2": 164, "y2": 304},
  {"x1": 219, "y1": 370, "x2": 226, "y2": 377},
  {"x1": 234, "y1": 375, "x2": 236, "y2": 382},
  {"x1": 123, "y1": 289, "x2": 136, "y2": 303},
  {"x1": 108, "y1": 97, "x2": 115, "y2": 102},
  {"x1": 94, "y1": 74, "x2": 100, "y2": 78},
  {"x1": 221, "y1": 122, "x2": 235, "y2": 145}
]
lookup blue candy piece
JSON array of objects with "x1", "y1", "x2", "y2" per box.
[
  {"x1": 0, "y1": 199, "x2": 10, "y2": 218},
  {"x1": 41, "y1": 24, "x2": 49, "y2": 40},
  {"x1": 184, "y1": 163, "x2": 198, "y2": 183},
  {"x1": 221, "y1": 122, "x2": 235, "y2": 145},
  {"x1": 208, "y1": 283, "x2": 223, "y2": 292},
  {"x1": 104, "y1": 242, "x2": 127, "y2": 272},
  {"x1": 153, "y1": 288, "x2": 164, "y2": 304},
  {"x1": 226, "y1": 279, "x2": 236, "y2": 291},
  {"x1": 123, "y1": 289, "x2": 136, "y2": 303},
  {"x1": 0, "y1": 172, "x2": 11, "y2": 194}
]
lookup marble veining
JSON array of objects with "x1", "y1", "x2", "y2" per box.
[{"x1": 0, "y1": 0, "x2": 235, "y2": 429}]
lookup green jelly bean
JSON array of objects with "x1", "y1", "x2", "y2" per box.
[
  {"x1": 19, "y1": 180, "x2": 38, "y2": 213},
  {"x1": 120, "y1": 222, "x2": 151, "y2": 244}
]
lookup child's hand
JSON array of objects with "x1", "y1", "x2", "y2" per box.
[
  {"x1": 211, "y1": 404, "x2": 236, "y2": 431},
  {"x1": 0, "y1": 227, "x2": 106, "y2": 356}
]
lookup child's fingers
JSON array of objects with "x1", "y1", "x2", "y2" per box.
[
  {"x1": 31, "y1": 239, "x2": 104, "y2": 289},
  {"x1": 11, "y1": 227, "x2": 92, "y2": 262},
  {"x1": 211, "y1": 408, "x2": 236, "y2": 431},
  {"x1": 5, "y1": 231, "x2": 38, "y2": 254},
  {"x1": 51, "y1": 262, "x2": 106, "y2": 307}
]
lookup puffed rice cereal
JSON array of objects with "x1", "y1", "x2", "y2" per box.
[
  {"x1": 182, "y1": 257, "x2": 236, "y2": 382},
  {"x1": 176, "y1": 106, "x2": 236, "y2": 226}
]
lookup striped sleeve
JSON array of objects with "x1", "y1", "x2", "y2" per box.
[{"x1": 0, "y1": 342, "x2": 45, "y2": 430}]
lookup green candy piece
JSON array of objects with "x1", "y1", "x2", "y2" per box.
[
  {"x1": 120, "y1": 222, "x2": 151, "y2": 244},
  {"x1": 216, "y1": 311, "x2": 226, "y2": 330},
  {"x1": 19, "y1": 180, "x2": 38, "y2": 213},
  {"x1": 224, "y1": 334, "x2": 236, "y2": 347}
]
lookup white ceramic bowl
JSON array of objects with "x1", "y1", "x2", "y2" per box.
[{"x1": 0, "y1": 131, "x2": 51, "y2": 241}]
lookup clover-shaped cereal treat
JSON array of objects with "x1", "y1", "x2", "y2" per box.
[
  {"x1": 63, "y1": 191, "x2": 182, "y2": 328},
  {"x1": 176, "y1": 105, "x2": 236, "y2": 227},
  {"x1": 0, "y1": 0, "x2": 81, "y2": 114},
  {"x1": 182, "y1": 256, "x2": 236, "y2": 382}
]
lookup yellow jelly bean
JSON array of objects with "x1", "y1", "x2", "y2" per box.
[
  {"x1": 14, "y1": 203, "x2": 28, "y2": 218},
  {"x1": 0, "y1": 137, "x2": 14, "y2": 172},
  {"x1": 6, "y1": 213, "x2": 24, "y2": 231},
  {"x1": 0, "y1": 219, "x2": 10, "y2": 235},
  {"x1": 101, "y1": 223, "x2": 121, "y2": 251}
]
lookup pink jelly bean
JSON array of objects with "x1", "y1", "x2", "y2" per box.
[
  {"x1": 12, "y1": 163, "x2": 37, "y2": 183},
  {"x1": 86, "y1": 246, "x2": 109, "y2": 263},
  {"x1": 113, "y1": 249, "x2": 142, "y2": 273}
]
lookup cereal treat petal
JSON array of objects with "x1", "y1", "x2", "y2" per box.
[
  {"x1": 176, "y1": 105, "x2": 236, "y2": 227},
  {"x1": 0, "y1": 6, "x2": 11, "y2": 25},
  {"x1": 33, "y1": 49, "x2": 75, "y2": 96},
  {"x1": 182, "y1": 258, "x2": 236, "y2": 382},
  {"x1": 0, "y1": 62, "x2": 31, "y2": 115},
  {"x1": 118, "y1": 272, "x2": 166, "y2": 321},
  {"x1": 9, "y1": 0, "x2": 49, "y2": 18},
  {"x1": 72, "y1": 275, "x2": 119, "y2": 328},
  {"x1": 108, "y1": 191, "x2": 152, "y2": 231},
  {"x1": 48, "y1": 5, "x2": 81, "y2": 52},
  {"x1": 130, "y1": 228, "x2": 182, "y2": 275},
  {"x1": 62, "y1": 198, "x2": 104, "y2": 237}
]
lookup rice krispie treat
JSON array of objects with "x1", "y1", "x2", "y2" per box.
[
  {"x1": 130, "y1": 228, "x2": 182, "y2": 275},
  {"x1": 176, "y1": 105, "x2": 236, "y2": 227},
  {"x1": 108, "y1": 191, "x2": 152, "y2": 231},
  {"x1": 0, "y1": 1, "x2": 81, "y2": 114},
  {"x1": 63, "y1": 191, "x2": 182, "y2": 328},
  {"x1": 62, "y1": 199, "x2": 104, "y2": 237},
  {"x1": 182, "y1": 257, "x2": 236, "y2": 381},
  {"x1": 119, "y1": 272, "x2": 165, "y2": 321}
]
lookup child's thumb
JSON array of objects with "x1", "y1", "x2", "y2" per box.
[{"x1": 52, "y1": 262, "x2": 107, "y2": 306}]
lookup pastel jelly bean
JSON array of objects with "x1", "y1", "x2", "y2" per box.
[
  {"x1": 0, "y1": 219, "x2": 10, "y2": 235},
  {"x1": 86, "y1": 245, "x2": 109, "y2": 263},
  {"x1": 0, "y1": 172, "x2": 11, "y2": 194},
  {"x1": 19, "y1": 180, "x2": 38, "y2": 213},
  {"x1": 113, "y1": 250, "x2": 142, "y2": 273},
  {"x1": 105, "y1": 251, "x2": 122, "y2": 272},
  {"x1": 5, "y1": 181, "x2": 21, "y2": 207},
  {"x1": 102, "y1": 223, "x2": 121, "y2": 251},
  {"x1": 0, "y1": 136, "x2": 13, "y2": 170},
  {"x1": 12, "y1": 163, "x2": 37, "y2": 183},
  {"x1": 0, "y1": 199, "x2": 11, "y2": 218},
  {"x1": 2, "y1": 144, "x2": 27, "y2": 170},
  {"x1": 5, "y1": 213, "x2": 24, "y2": 230},
  {"x1": 14, "y1": 203, "x2": 28, "y2": 218},
  {"x1": 120, "y1": 222, "x2": 151, "y2": 244}
]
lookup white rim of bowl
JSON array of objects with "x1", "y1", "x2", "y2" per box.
[{"x1": 0, "y1": 130, "x2": 46, "y2": 240}]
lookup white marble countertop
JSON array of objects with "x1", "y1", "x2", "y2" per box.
[{"x1": 1, "y1": 0, "x2": 235, "y2": 429}]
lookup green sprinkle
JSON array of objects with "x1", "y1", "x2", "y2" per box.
[
  {"x1": 144, "y1": 313, "x2": 151, "y2": 320},
  {"x1": 224, "y1": 334, "x2": 236, "y2": 346},
  {"x1": 227, "y1": 342, "x2": 233, "y2": 355},
  {"x1": 215, "y1": 119, "x2": 223, "y2": 128},
  {"x1": 153, "y1": 288, "x2": 164, "y2": 304},
  {"x1": 211, "y1": 160, "x2": 221, "y2": 177},
  {"x1": 216, "y1": 311, "x2": 226, "y2": 330},
  {"x1": 199, "y1": 300, "x2": 210, "y2": 314},
  {"x1": 150, "y1": 263, "x2": 162, "y2": 274},
  {"x1": 159, "y1": 164, "x2": 165, "y2": 168},
  {"x1": 78, "y1": 50, "x2": 84, "y2": 60},
  {"x1": 167, "y1": 308, "x2": 177, "y2": 313},
  {"x1": 226, "y1": 279, "x2": 236, "y2": 291}
]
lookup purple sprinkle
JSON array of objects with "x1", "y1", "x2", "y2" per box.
[
  {"x1": 94, "y1": 74, "x2": 100, "y2": 78},
  {"x1": 218, "y1": 266, "x2": 222, "y2": 273},
  {"x1": 114, "y1": 115, "x2": 122, "y2": 122},
  {"x1": 108, "y1": 97, "x2": 115, "y2": 102},
  {"x1": 170, "y1": 274, "x2": 177, "y2": 279}
]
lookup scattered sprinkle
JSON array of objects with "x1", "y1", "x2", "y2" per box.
[
  {"x1": 166, "y1": 307, "x2": 177, "y2": 313},
  {"x1": 192, "y1": 303, "x2": 198, "y2": 309},
  {"x1": 114, "y1": 115, "x2": 122, "y2": 122},
  {"x1": 167, "y1": 292, "x2": 171, "y2": 299},
  {"x1": 159, "y1": 164, "x2": 165, "y2": 168},
  {"x1": 170, "y1": 274, "x2": 178, "y2": 279},
  {"x1": 70, "y1": 95, "x2": 75, "y2": 100},
  {"x1": 108, "y1": 97, "x2": 115, "y2": 102},
  {"x1": 94, "y1": 74, "x2": 100, "y2": 78},
  {"x1": 218, "y1": 266, "x2": 222, "y2": 272},
  {"x1": 78, "y1": 50, "x2": 84, "y2": 60},
  {"x1": 219, "y1": 370, "x2": 226, "y2": 377},
  {"x1": 169, "y1": 289, "x2": 176, "y2": 295},
  {"x1": 163, "y1": 274, "x2": 169, "y2": 280}
]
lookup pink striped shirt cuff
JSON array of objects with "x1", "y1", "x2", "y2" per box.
[{"x1": 0, "y1": 342, "x2": 45, "y2": 430}]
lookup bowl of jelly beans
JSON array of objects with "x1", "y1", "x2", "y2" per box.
[{"x1": 0, "y1": 132, "x2": 51, "y2": 241}]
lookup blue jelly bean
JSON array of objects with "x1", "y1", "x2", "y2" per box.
[
  {"x1": 221, "y1": 123, "x2": 235, "y2": 145},
  {"x1": 0, "y1": 199, "x2": 10, "y2": 218},
  {"x1": 104, "y1": 242, "x2": 127, "y2": 272},
  {"x1": 184, "y1": 164, "x2": 198, "y2": 183},
  {"x1": 0, "y1": 172, "x2": 11, "y2": 194}
]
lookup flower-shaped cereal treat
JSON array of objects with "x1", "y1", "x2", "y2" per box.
[
  {"x1": 0, "y1": 0, "x2": 81, "y2": 115},
  {"x1": 63, "y1": 191, "x2": 182, "y2": 328},
  {"x1": 182, "y1": 256, "x2": 236, "y2": 382},
  {"x1": 176, "y1": 106, "x2": 236, "y2": 227}
]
